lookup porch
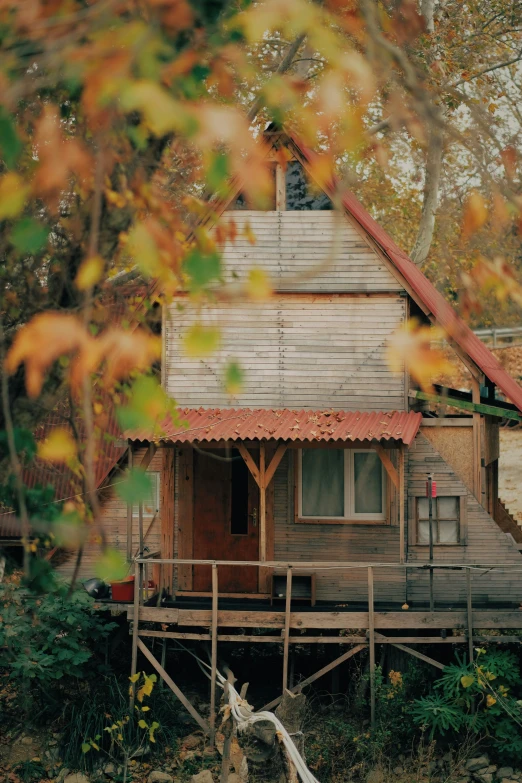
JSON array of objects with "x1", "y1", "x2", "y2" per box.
[{"x1": 128, "y1": 557, "x2": 522, "y2": 741}]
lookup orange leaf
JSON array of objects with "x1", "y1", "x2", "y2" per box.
[
  {"x1": 387, "y1": 319, "x2": 454, "y2": 391},
  {"x1": 38, "y1": 429, "x2": 77, "y2": 463},
  {"x1": 5, "y1": 313, "x2": 89, "y2": 398},
  {"x1": 462, "y1": 191, "x2": 488, "y2": 238}
]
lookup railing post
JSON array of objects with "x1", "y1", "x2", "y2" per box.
[
  {"x1": 466, "y1": 568, "x2": 474, "y2": 664},
  {"x1": 126, "y1": 442, "x2": 133, "y2": 562},
  {"x1": 399, "y1": 446, "x2": 405, "y2": 564},
  {"x1": 368, "y1": 566, "x2": 376, "y2": 729},
  {"x1": 282, "y1": 566, "x2": 293, "y2": 693},
  {"x1": 130, "y1": 560, "x2": 140, "y2": 710},
  {"x1": 210, "y1": 564, "x2": 218, "y2": 747}
]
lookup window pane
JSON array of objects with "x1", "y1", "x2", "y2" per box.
[
  {"x1": 134, "y1": 473, "x2": 159, "y2": 517},
  {"x1": 439, "y1": 520, "x2": 459, "y2": 543},
  {"x1": 418, "y1": 521, "x2": 430, "y2": 544},
  {"x1": 353, "y1": 452, "x2": 382, "y2": 514},
  {"x1": 417, "y1": 497, "x2": 429, "y2": 519},
  {"x1": 438, "y1": 497, "x2": 459, "y2": 519},
  {"x1": 302, "y1": 449, "x2": 344, "y2": 517}
]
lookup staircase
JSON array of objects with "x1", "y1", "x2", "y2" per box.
[{"x1": 495, "y1": 499, "x2": 522, "y2": 546}]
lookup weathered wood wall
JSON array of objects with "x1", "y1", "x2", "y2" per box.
[
  {"x1": 216, "y1": 211, "x2": 403, "y2": 292},
  {"x1": 406, "y1": 433, "x2": 522, "y2": 604},
  {"x1": 272, "y1": 452, "x2": 406, "y2": 604},
  {"x1": 56, "y1": 447, "x2": 162, "y2": 581},
  {"x1": 165, "y1": 295, "x2": 407, "y2": 410}
]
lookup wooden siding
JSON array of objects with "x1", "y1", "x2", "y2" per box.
[
  {"x1": 56, "y1": 448, "x2": 162, "y2": 582},
  {"x1": 217, "y1": 211, "x2": 403, "y2": 292},
  {"x1": 406, "y1": 433, "x2": 522, "y2": 604},
  {"x1": 273, "y1": 452, "x2": 406, "y2": 604},
  {"x1": 165, "y1": 295, "x2": 407, "y2": 410}
]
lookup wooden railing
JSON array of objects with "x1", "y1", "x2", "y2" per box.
[{"x1": 130, "y1": 557, "x2": 522, "y2": 734}]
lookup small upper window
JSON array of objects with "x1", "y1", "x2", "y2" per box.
[
  {"x1": 286, "y1": 161, "x2": 332, "y2": 211},
  {"x1": 416, "y1": 496, "x2": 460, "y2": 544},
  {"x1": 134, "y1": 472, "x2": 160, "y2": 518},
  {"x1": 298, "y1": 448, "x2": 386, "y2": 523}
]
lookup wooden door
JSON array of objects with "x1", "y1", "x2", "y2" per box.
[{"x1": 192, "y1": 449, "x2": 259, "y2": 593}]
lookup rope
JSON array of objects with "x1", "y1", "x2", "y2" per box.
[{"x1": 171, "y1": 639, "x2": 320, "y2": 783}]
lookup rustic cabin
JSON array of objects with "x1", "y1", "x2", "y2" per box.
[{"x1": 9, "y1": 127, "x2": 522, "y2": 734}]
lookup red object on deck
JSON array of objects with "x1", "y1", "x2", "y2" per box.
[
  {"x1": 128, "y1": 409, "x2": 423, "y2": 446},
  {"x1": 111, "y1": 576, "x2": 135, "y2": 602}
]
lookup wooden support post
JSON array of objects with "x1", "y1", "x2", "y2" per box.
[
  {"x1": 126, "y1": 442, "x2": 133, "y2": 562},
  {"x1": 137, "y1": 638, "x2": 209, "y2": 732},
  {"x1": 210, "y1": 564, "x2": 218, "y2": 747},
  {"x1": 130, "y1": 560, "x2": 140, "y2": 710},
  {"x1": 372, "y1": 444, "x2": 399, "y2": 489},
  {"x1": 387, "y1": 641, "x2": 445, "y2": 670},
  {"x1": 262, "y1": 644, "x2": 366, "y2": 712},
  {"x1": 275, "y1": 163, "x2": 286, "y2": 210},
  {"x1": 399, "y1": 446, "x2": 405, "y2": 564},
  {"x1": 466, "y1": 568, "x2": 474, "y2": 665},
  {"x1": 159, "y1": 638, "x2": 167, "y2": 691},
  {"x1": 368, "y1": 566, "x2": 376, "y2": 729},
  {"x1": 138, "y1": 501, "x2": 144, "y2": 557},
  {"x1": 471, "y1": 378, "x2": 483, "y2": 503},
  {"x1": 259, "y1": 444, "x2": 266, "y2": 563},
  {"x1": 220, "y1": 681, "x2": 232, "y2": 783},
  {"x1": 282, "y1": 566, "x2": 292, "y2": 694}
]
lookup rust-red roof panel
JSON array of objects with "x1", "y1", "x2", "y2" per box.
[{"x1": 129, "y1": 409, "x2": 422, "y2": 446}]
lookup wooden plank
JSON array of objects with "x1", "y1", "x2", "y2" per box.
[
  {"x1": 126, "y1": 443, "x2": 133, "y2": 562},
  {"x1": 410, "y1": 389, "x2": 521, "y2": 422},
  {"x1": 129, "y1": 561, "x2": 140, "y2": 710},
  {"x1": 265, "y1": 443, "x2": 287, "y2": 487},
  {"x1": 139, "y1": 442, "x2": 158, "y2": 471},
  {"x1": 466, "y1": 569, "x2": 474, "y2": 664},
  {"x1": 262, "y1": 644, "x2": 367, "y2": 711},
  {"x1": 472, "y1": 378, "x2": 482, "y2": 502},
  {"x1": 388, "y1": 642, "x2": 445, "y2": 670},
  {"x1": 368, "y1": 567, "x2": 375, "y2": 727},
  {"x1": 137, "y1": 638, "x2": 210, "y2": 732},
  {"x1": 237, "y1": 443, "x2": 260, "y2": 486},
  {"x1": 372, "y1": 444, "x2": 399, "y2": 490},
  {"x1": 177, "y1": 448, "x2": 193, "y2": 591},
  {"x1": 210, "y1": 565, "x2": 218, "y2": 747},
  {"x1": 275, "y1": 164, "x2": 286, "y2": 210},
  {"x1": 160, "y1": 447, "x2": 175, "y2": 594},
  {"x1": 282, "y1": 567, "x2": 292, "y2": 692},
  {"x1": 399, "y1": 446, "x2": 405, "y2": 564}
]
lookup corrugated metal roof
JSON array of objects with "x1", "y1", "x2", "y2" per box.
[
  {"x1": 129, "y1": 409, "x2": 422, "y2": 446},
  {"x1": 286, "y1": 134, "x2": 522, "y2": 412}
]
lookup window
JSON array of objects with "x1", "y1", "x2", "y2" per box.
[
  {"x1": 133, "y1": 472, "x2": 159, "y2": 518},
  {"x1": 298, "y1": 448, "x2": 386, "y2": 523},
  {"x1": 416, "y1": 496, "x2": 460, "y2": 545}
]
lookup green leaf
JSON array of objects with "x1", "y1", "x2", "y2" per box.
[
  {"x1": 81, "y1": 743, "x2": 91, "y2": 754},
  {"x1": 94, "y1": 548, "x2": 128, "y2": 582},
  {"x1": 461, "y1": 675, "x2": 475, "y2": 688},
  {"x1": 206, "y1": 152, "x2": 230, "y2": 193},
  {"x1": 224, "y1": 361, "x2": 243, "y2": 395},
  {"x1": 183, "y1": 248, "x2": 221, "y2": 292},
  {"x1": 183, "y1": 324, "x2": 220, "y2": 357},
  {"x1": 0, "y1": 108, "x2": 22, "y2": 169},
  {"x1": 10, "y1": 219, "x2": 49, "y2": 254},
  {"x1": 115, "y1": 467, "x2": 152, "y2": 506}
]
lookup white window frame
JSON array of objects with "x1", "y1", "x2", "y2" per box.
[
  {"x1": 297, "y1": 448, "x2": 387, "y2": 523},
  {"x1": 133, "y1": 471, "x2": 160, "y2": 519}
]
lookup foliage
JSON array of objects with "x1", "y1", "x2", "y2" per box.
[
  {"x1": 412, "y1": 647, "x2": 522, "y2": 759},
  {"x1": 0, "y1": 574, "x2": 116, "y2": 704}
]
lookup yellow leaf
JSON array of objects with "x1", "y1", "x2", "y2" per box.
[
  {"x1": 243, "y1": 221, "x2": 256, "y2": 245},
  {"x1": 141, "y1": 705, "x2": 151, "y2": 712},
  {"x1": 462, "y1": 191, "x2": 488, "y2": 237},
  {"x1": 461, "y1": 675, "x2": 474, "y2": 688},
  {"x1": 76, "y1": 255, "x2": 105, "y2": 290},
  {"x1": 183, "y1": 324, "x2": 220, "y2": 357},
  {"x1": 486, "y1": 694, "x2": 496, "y2": 707},
  {"x1": 0, "y1": 173, "x2": 29, "y2": 219},
  {"x1": 138, "y1": 719, "x2": 147, "y2": 729},
  {"x1": 401, "y1": 603, "x2": 409, "y2": 610},
  {"x1": 247, "y1": 268, "x2": 272, "y2": 301},
  {"x1": 120, "y1": 81, "x2": 191, "y2": 137},
  {"x1": 387, "y1": 318, "x2": 454, "y2": 391},
  {"x1": 127, "y1": 222, "x2": 161, "y2": 278},
  {"x1": 129, "y1": 673, "x2": 140, "y2": 683},
  {"x1": 38, "y1": 428, "x2": 77, "y2": 463}
]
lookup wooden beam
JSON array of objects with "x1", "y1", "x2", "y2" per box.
[
  {"x1": 129, "y1": 561, "x2": 140, "y2": 711},
  {"x1": 177, "y1": 448, "x2": 193, "y2": 591},
  {"x1": 259, "y1": 443, "x2": 266, "y2": 563},
  {"x1": 262, "y1": 644, "x2": 367, "y2": 711},
  {"x1": 433, "y1": 384, "x2": 520, "y2": 415},
  {"x1": 126, "y1": 443, "x2": 133, "y2": 561},
  {"x1": 398, "y1": 446, "x2": 405, "y2": 564},
  {"x1": 237, "y1": 443, "x2": 260, "y2": 486},
  {"x1": 466, "y1": 569, "x2": 474, "y2": 664},
  {"x1": 471, "y1": 377, "x2": 483, "y2": 503},
  {"x1": 388, "y1": 641, "x2": 445, "y2": 671},
  {"x1": 160, "y1": 448, "x2": 175, "y2": 594},
  {"x1": 210, "y1": 564, "x2": 218, "y2": 747},
  {"x1": 275, "y1": 163, "x2": 286, "y2": 210},
  {"x1": 368, "y1": 567, "x2": 376, "y2": 728},
  {"x1": 265, "y1": 443, "x2": 287, "y2": 487},
  {"x1": 372, "y1": 444, "x2": 399, "y2": 490},
  {"x1": 139, "y1": 442, "x2": 158, "y2": 471},
  {"x1": 282, "y1": 567, "x2": 292, "y2": 693},
  {"x1": 409, "y1": 389, "x2": 521, "y2": 422},
  {"x1": 137, "y1": 638, "x2": 210, "y2": 732}
]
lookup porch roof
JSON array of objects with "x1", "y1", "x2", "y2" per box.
[{"x1": 128, "y1": 408, "x2": 423, "y2": 446}]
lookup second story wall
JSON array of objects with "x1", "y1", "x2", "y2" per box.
[{"x1": 165, "y1": 293, "x2": 407, "y2": 410}]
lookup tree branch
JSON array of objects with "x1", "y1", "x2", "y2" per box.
[{"x1": 410, "y1": 126, "x2": 444, "y2": 267}]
